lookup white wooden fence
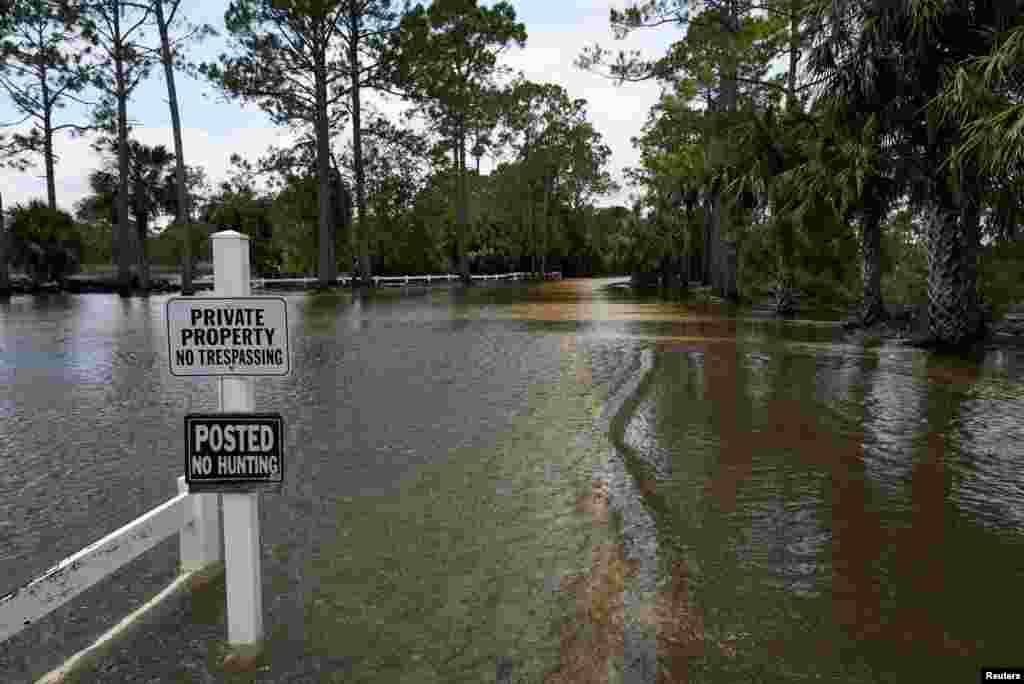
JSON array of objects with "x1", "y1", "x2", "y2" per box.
[
  {"x1": 192, "y1": 271, "x2": 530, "y2": 290},
  {"x1": 369, "y1": 272, "x2": 528, "y2": 287},
  {"x1": 0, "y1": 476, "x2": 221, "y2": 646}
]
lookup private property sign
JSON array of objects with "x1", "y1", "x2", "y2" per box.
[
  {"x1": 166, "y1": 297, "x2": 290, "y2": 376},
  {"x1": 185, "y1": 413, "x2": 284, "y2": 492}
]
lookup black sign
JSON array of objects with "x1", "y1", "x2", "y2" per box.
[{"x1": 185, "y1": 413, "x2": 284, "y2": 493}]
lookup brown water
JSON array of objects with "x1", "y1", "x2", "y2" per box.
[{"x1": 1, "y1": 279, "x2": 1022, "y2": 682}]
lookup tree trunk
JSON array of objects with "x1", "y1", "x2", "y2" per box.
[
  {"x1": 860, "y1": 203, "x2": 887, "y2": 326},
  {"x1": 136, "y1": 215, "x2": 151, "y2": 290},
  {"x1": 702, "y1": 191, "x2": 714, "y2": 286},
  {"x1": 775, "y1": 215, "x2": 797, "y2": 315},
  {"x1": 456, "y1": 116, "x2": 470, "y2": 284},
  {"x1": 155, "y1": 0, "x2": 192, "y2": 295},
  {"x1": 706, "y1": 190, "x2": 724, "y2": 291},
  {"x1": 114, "y1": 17, "x2": 133, "y2": 295},
  {"x1": 924, "y1": 180, "x2": 979, "y2": 348},
  {"x1": 0, "y1": 191, "x2": 8, "y2": 294},
  {"x1": 41, "y1": 67, "x2": 57, "y2": 210},
  {"x1": 531, "y1": 189, "x2": 539, "y2": 277},
  {"x1": 540, "y1": 169, "x2": 552, "y2": 277},
  {"x1": 349, "y1": 7, "x2": 370, "y2": 284},
  {"x1": 961, "y1": 184, "x2": 983, "y2": 338},
  {"x1": 314, "y1": 54, "x2": 336, "y2": 289},
  {"x1": 659, "y1": 253, "x2": 672, "y2": 290},
  {"x1": 132, "y1": 174, "x2": 151, "y2": 290},
  {"x1": 713, "y1": 0, "x2": 740, "y2": 301},
  {"x1": 521, "y1": 130, "x2": 533, "y2": 277},
  {"x1": 723, "y1": 239, "x2": 738, "y2": 300}
]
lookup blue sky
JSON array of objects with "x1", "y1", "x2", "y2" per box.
[{"x1": 1, "y1": 0, "x2": 679, "y2": 215}]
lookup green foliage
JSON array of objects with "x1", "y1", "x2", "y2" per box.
[
  {"x1": 502, "y1": 79, "x2": 618, "y2": 211},
  {"x1": 390, "y1": 0, "x2": 527, "y2": 276},
  {"x1": 979, "y1": 240, "x2": 1024, "y2": 323},
  {"x1": 201, "y1": 0, "x2": 349, "y2": 128},
  {"x1": 203, "y1": 0, "x2": 368, "y2": 283},
  {"x1": 75, "y1": 221, "x2": 113, "y2": 264},
  {"x1": 881, "y1": 209, "x2": 928, "y2": 307},
  {"x1": 149, "y1": 221, "x2": 216, "y2": 268},
  {"x1": 935, "y1": 23, "x2": 1024, "y2": 177},
  {"x1": 202, "y1": 186, "x2": 285, "y2": 275},
  {"x1": 79, "y1": 139, "x2": 179, "y2": 273},
  {"x1": 5, "y1": 200, "x2": 82, "y2": 282},
  {"x1": 391, "y1": 0, "x2": 526, "y2": 115}
]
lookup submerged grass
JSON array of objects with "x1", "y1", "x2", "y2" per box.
[{"x1": 297, "y1": 341, "x2": 618, "y2": 682}]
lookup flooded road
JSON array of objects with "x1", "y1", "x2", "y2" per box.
[{"x1": 1, "y1": 278, "x2": 1023, "y2": 682}]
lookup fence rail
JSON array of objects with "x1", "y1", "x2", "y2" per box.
[
  {"x1": 0, "y1": 477, "x2": 221, "y2": 646},
  {"x1": 191, "y1": 271, "x2": 532, "y2": 290}
]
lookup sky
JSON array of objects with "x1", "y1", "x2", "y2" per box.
[{"x1": 0, "y1": 0, "x2": 681, "y2": 218}]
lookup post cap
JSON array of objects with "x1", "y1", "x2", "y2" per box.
[{"x1": 210, "y1": 230, "x2": 249, "y2": 240}]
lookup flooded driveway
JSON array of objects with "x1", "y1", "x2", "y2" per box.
[{"x1": 1, "y1": 279, "x2": 1022, "y2": 682}]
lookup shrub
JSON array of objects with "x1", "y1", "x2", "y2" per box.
[
  {"x1": 979, "y1": 239, "x2": 1024, "y2": 323},
  {"x1": 6, "y1": 200, "x2": 82, "y2": 283}
]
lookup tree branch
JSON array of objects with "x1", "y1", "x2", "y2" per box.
[
  {"x1": 52, "y1": 122, "x2": 96, "y2": 133},
  {"x1": 122, "y1": 6, "x2": 154, "y2": 39},
  {"x1": 165, "y1": 0, "x2": 183, "y2": 27}
]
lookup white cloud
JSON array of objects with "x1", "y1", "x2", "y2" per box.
[
  {"x1": 502, "y1": 8, "x2": 676, "y2": 207},
  {"x1": 0, "y1": 123, "x2": 300, "y2": 215}
]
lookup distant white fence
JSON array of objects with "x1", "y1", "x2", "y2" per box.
[
  {"x1": 192, "y1": 271, "x2": 531, "y2": 290},
  {"x1": 369, "y1": 272, "x2": 528, "y2": 287},
  {"x1": 0, "y1": 477, "x2": 221, "y2": 646}
]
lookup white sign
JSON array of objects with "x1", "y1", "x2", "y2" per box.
[{"x1": 166, "y1": 297, "x2": 290, "y2": 376}]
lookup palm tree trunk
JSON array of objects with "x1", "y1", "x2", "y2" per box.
[
  {"x1": 155, "y1": 0, "x2": 192, "y2": 295},
  {"x1": 924, "y1": 184, "x2": 977, "y2": 347}
]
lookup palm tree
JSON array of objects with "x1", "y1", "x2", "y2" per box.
[
  {"x1": 714, "y1": 103, "x2": 820, "y2": 314},
  {"x1": 128, "y1": 142, "x2": 174, "y2": 289},
  {"x1": 792, "y1": 99, "x2": 909, "y2": 326},
  {"x1": 807, "y1": 0, "x2": 1022, "y2": 347},
  {"x1": 936, "y1": 24, "x2": 1024, "y2": 180},
  {"x1": 84, "y1": 140, "x2": 176, "y2": 289}
]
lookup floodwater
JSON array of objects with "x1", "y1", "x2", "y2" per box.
[{"x1": 1, "y1": 278, "x2": 1022, "y2": 682}]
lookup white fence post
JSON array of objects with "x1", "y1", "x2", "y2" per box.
[
  {"x1": 212, "y1": 230, "x2": 264, "y2": 648},
  {"x1": 177, "y1": 476, "x2": 221, "y2": 573}
]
